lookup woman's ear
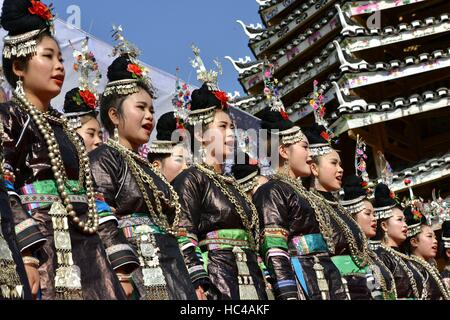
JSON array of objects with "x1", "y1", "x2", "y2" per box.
[
  {"x1": 12, "y1": 60, "x2": 26, "y2": 79},
  {"x1": 278, "y1": 144, "x2": 289, "y2": 161},
  {"x1": 310, "y1": 161, "x2": 319, "y2": 178},
  {"x1": 381, "y1": 220, "x2": 389, "y2": 233},
  {"x1": 108, "y1": 107, "x2": 120, "y2": 127},
  {"x1": 152, "y1": 160, "x2": 162, "y2": 170},
  {"x1": 410, "y1": 236, "x2": 419, "y2": 249}
]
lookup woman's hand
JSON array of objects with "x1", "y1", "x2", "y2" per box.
[
  {"x1": 116, "y1": 271, "x2": 134, "y2": 299},
  {"x1": 196, "y1": 286, "x2": 207, "y2": 300},
  {"x1": 24, "y1": 264, "x2": 40, "y2": 300},
  {"x1": 120, "y1": 280, "x2": 134, "y2": 299}
]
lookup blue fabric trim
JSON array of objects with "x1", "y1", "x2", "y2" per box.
[
  {"x1": 291, "y1": 257, "x2": 309, "y2": 296},
  {"x1": 273, "y1": 279, "x2": 297, "y2": 290},
  {"x1": 3, "y1": 180, "x2": 14, "y2": 191},
  {"x1": 95, "y1": 199, "x2": 112, "y2": 213}
]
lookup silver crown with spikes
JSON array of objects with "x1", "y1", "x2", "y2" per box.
[{"x1": 190, "y1": 45, "x2": 222, "y2": 91}]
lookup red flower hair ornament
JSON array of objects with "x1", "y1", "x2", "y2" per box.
[
  {"x1": 28, "y1": 0, "x2": 53, "y2": 21},
  {"x1": 213, "y1": 90, "x2": 229, "y2": 108},
  {"x1": 127, "y1": 63, "x2": 144, "y2": 78}
]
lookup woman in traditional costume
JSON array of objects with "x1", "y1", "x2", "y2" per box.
[
  {"x1": 339, "y1": 137, "x2": 397, "y2": 299},
  {"x1": 0, "y1": 0, "x2": 126, "y2": 299},
  {"x1": 253, "y1": 66, "x2": 346, "y2": 300},
  {"x1": 0, "y1": 122, "x2": 32, "y2": 300},
  {"x1": 63, "y1": 38, "x2": 103, "y2": 152},
  {"x1": 147, "y1": 112, "x2": 191, "y2": 183},
  {"x1": 172, "y1": 46, "x2": 267, "y2": 300},
  {"x1": 341, "y1": 174, "x2": 397, "y2": 300},
  {"x1": 304, "y1": 123, "x2": 373, "y2": 300},
  {"x1": 89, "y1": 28, "x2": 196, "y2": 300},
  {"x1": 402, "y1": 189, "x2": 449, "y2": 300},
  {"x1": 373, "y1": 183, "x2": 426, "y2": 299}
]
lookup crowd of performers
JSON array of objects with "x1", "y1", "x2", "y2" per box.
[{"x1": 0, "y1": 0, "x2": 449, "y2": 301}]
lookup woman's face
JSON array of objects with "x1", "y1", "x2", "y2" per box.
[
  {"x1": 311, "y1": 150, "x2": 343, "y2": 191},
  {"x1": 411, "y1": 225, "x2": 438, "y2": 260},
  {"x1": 19, "y1": 36, "x2": 65, "y2": 101},
  {"x1": 282, "y1": 139, "x2": 312, "y2": 178},
  {"x1": 383, "y1": 208, "x2": 408, "y2": 246},
  {"x1": 355, "y1": 200, "x2": 377, "y2": 239},
  {"x1": 77, "y1": 117, "x2": 103, "y2": 152},
  {"x1": 202, "y1": 109, "x2": 235, "y2": 162},
  {"x1": 115, "y1": 89, "x2": 154, "y2": 150},
  {"x1": 159, "y1": 144, "x2": 191, "y2": 183}
]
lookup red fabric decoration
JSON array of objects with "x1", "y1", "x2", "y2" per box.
[{"x1": 28, "y1": 0, "x2": 53, "y2": 21}]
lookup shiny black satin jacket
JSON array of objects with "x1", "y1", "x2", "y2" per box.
[
  {"x1": 0, "y1": 101, "x2": 126, "y2": 300},
  {"x1": 89, "y1": 144, "x2": 197, "y2": 300},
  {"x1": 253, "y1": 179, "x2": 347, "y2": 300},
  {"x1": 375, "y1": 246, "x2": 425, "y2": 299},
  {"x1": 410, "y1": 260, "x2": 448, "y2": 300},
  {"x1": 0, "y1": 102, "x2": 81, "y2": 186},
  {"x1": 317, "y1": 191, "x2": 367, "y2": 256},
  {"x1": 173, "y1": 166, "x2": 255, "y2": 233},
  {"x1": 89, "y1": 144, "x2": 176, "y2": 221},
  {"x1": 172, "y1": 166, "x2": 267, "y2": 300},
  {"x1": 255, "y1": 179, "x2": 324, "y2": 237}
]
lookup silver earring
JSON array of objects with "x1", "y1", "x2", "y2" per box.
[
  {"x1": 283, "y1": 159, "x2": 290, "y2": 176},
  {"x1": 383, "y1": 231, "x2": 389, "y2": 243},
  {"x1": 199, "y1": 146, "x2": 207, "y2": 164},
  {"x1": 113, "y1": 127, "x2": 119, "y2": 142},
  {"x1": 15, "y1": 78, "x2": 25, "y2": 96}
]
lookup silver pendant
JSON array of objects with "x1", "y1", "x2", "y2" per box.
[
  {"x1": 49, "y1": 202, "x2": 67, "y2": 217},
  {"x1": 55, "y1": 265, "x2": 82, "y2": 290},
  {"x1": 140, "y1": 242, "x2": 156, "y2": 258},
  {"x1": 0, "y1": 237, "x2": 13, "y2": 261},
  {"x1": 143, "y1": 267, "x2": 166, "y2": 287},
  {"x1": 54, "y1": 231, "x2": 72, "y2": 250}
]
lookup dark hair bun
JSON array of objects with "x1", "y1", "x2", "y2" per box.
[
  {"x1": 403, "y1": 205, "x2": 427, "y2": 228},
  {"x1": 304, "y1": 123, "x2": 329, "y2": 145},
  {"x1": 156, "y1": 112, "x2": 177, "y2": 141},
  {"x1": 442, "y1": 220, "x2": 450, "y2": 238},
  {"x1": 63, "y1": 88, "x2": 95, "y2": 114},
  {"x1": 343, "y1": 175, "x2": 367, "y2": 201},
  {"x1": 232, "y1": 153, "x2": 259, "y2": 181},
  {"x1": 106, "y1": 56, "x2": 135, "y2": 82},
  {"x1": 1, "y1": 0, "x2": 49, "y2": 36},
  {"x1": 373, "y1": 183, "x2": 396, "y2": 208},
  {"x1": 190, "y1": 83, "x2": 221, "y2": 111},
  {"x1": 260, "y1": 109, "x2": 295, "y2": 131}
]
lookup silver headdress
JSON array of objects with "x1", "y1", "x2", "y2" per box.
[
  {"x1": 190, "y1": 45, "x2": 222, "y2": 92},
  {"x1": 103, "y1": 25, "x2": 155, "y2": 98},
  {"x1": 2, "y1": 1, "x2": 55, "y2": 59},
  {"x1": 63, "y1": 37, "x2": 102, "y2": 130}
]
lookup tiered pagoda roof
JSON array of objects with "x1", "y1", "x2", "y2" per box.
[{"x1": 229, "y1": 0, "x2": 450, "y2": 223}]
